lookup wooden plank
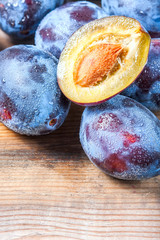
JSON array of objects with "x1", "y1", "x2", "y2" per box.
[
  {"x1": 0, "y1": 103, "x2": 159, "y2": 240},
  {"x1": 0, "y1": 0, "x2": 160, "y2": 239}
]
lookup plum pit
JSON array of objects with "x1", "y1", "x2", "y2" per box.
[{"x1": 74, "y1": 43, "x2": 124, "y2": 87}]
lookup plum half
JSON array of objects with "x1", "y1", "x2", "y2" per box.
[
  {"x1": 122, "y1": 38, "x2": 160, "y2": 111},
  {"x1": 57, "y1": 16, "x2": 150, "y2": 106},
  {"x1": 80, "y1": 95, "x2": 160, "y2": 180}
]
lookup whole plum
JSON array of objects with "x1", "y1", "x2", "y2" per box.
[
  {"x1": 101, "y1": 0, "x2": 160, "y2": 37},
  {"x1": 0, "y1": 45, "x2": 70, "y2": 135},
  {"x1": 35, "y1": 1, "x2": 107, "y2": 59},
  {"x1": 0, "y1": 0, "x2": 64, "y2": 40},
  {"x1": 80, "y1": 95, "x2": 160, "y2": 180},
  {"x1": 122, "y1": 39, "x2": 160, "y2": 111}
]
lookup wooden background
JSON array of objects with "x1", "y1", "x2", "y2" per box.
[{"x1": 0, "y1": 0, "x2": 160, "y2": 239}]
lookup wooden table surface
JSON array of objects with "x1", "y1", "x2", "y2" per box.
[{"x1": 0, "y1": 1, "x2": 160, "y2": 239}]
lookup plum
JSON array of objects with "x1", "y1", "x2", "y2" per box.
[
  {"x1": 101, "y1": 0, "x2": 160, "y2": 38},
  {"x1": 80, "y1": 95, "x2": 160, "y2": 180},
  {"x1": 122, "y1": 39, "x2": 160, "y2": 111},
  {"x1": 57, "y1": 16, "x2": 150, "y2": 106},
  {"x1": 0, "y1": 0, "x2": 64, "y2": 40},
  {"x1": 35, "y1": 1, "x2": 107, "y2": 59},
  {"x1": 0, "y1": 45, "x2": 70, "y2": 136}
]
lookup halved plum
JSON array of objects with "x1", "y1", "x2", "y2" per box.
[{"x1": 57, "y1": 16, "x2": 151, "y2": 106}]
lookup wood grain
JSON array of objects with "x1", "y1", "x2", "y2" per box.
[
  {"x1": 0, "y1": 103, "x2": 160, "y2": 240},
  {"x1": 0, "y1": 1, "x2": 160, "y2": 239}
]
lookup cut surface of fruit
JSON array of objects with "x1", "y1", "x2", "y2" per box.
[{"x1": 57, "y1": 16, "x2": 151, "y2": 105}]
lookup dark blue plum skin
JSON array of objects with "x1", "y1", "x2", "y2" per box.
[
  {"x1": 0, "y1": 0, "x2": 64, "y2": 40},
  {"x1": 102, "y1": 0, "x2": 160, "y2": 38},
  {"x1": 0, "y1": 45, "x2": 70, "y2": 136},
  {"x1": 35, "y1": 1, "x2": 107, "y2": 59},
  {"x1": 122, "y1": 39, "x2": 160, "y2": 111},
  {"x1": 80, "y1": 95, "x2": 160, "y2": 180}
]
